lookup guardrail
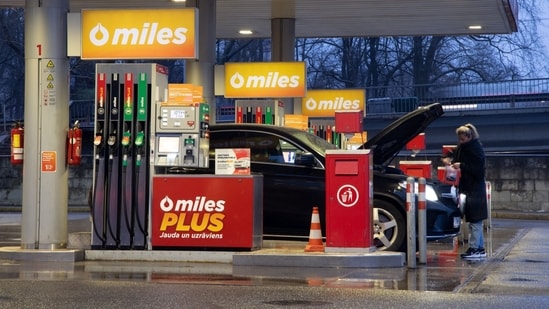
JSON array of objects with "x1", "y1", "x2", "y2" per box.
[
  {"x1": 64, "y1": 79, "x2": 549, "y2": 122},
  {"x1": 365, "y1": 78, "x2": 549, "y2": 114}
]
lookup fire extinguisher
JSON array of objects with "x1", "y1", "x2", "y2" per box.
[
  {"x1": 10, "y1": 121, "x2": 24, "y2": 165},
  {"x1": 68, "y1": 120, "x2": 82, "y2": 166}
]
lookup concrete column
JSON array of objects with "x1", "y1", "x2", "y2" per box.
[
  {"x1": 22, "y1": 0, "x2": 69, "y2": 249},
  {"x1": 271, "y1": 18, "x2": 297, "y2": 114},
  {"x1": 271, "y1": 18, "x2": 295, "y2": 62},
  {"x1": 186, "y1": 0, "x2": 217, "y2": 123}
]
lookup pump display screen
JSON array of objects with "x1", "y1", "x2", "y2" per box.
[
  {"x1": 170, "y1": 109, "x2": 187, "y2": 119},
  {"x1": 158, "y1": 136, "x2": 180, "y2": 153}
]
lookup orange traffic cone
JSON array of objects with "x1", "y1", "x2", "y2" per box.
[{"x1": 304, "y1": 206, "x2": 325, "y2": 252}]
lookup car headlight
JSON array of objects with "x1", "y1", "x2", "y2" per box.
[
  {"x1": 399, "y1": 180, "x2": 439, "y2": 202},
  {"x1": 424, "y1": 184, "x2": 439, "y2": 202}
]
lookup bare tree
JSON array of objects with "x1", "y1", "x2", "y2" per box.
[
  {"x1": 0, "y1": 8, "x2": 24, "y2": 126},
  {"x1": 294, "y1": 0, "x2": 547, "y2": 98},
  {"x1": 216, "y1": 39, "x2": 270, "y2": 63}
]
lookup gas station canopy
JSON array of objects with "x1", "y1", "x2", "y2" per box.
[
  {"x1": 2, "y1": 0, "x2": 518, "y2": 254},
  {"x1": 4, "y1": 0, "x2": 518, "y2": 38}
]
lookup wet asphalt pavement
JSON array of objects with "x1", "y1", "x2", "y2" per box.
[{"x1": 1, "y1": 213, "x2": 549, "y2": 308}]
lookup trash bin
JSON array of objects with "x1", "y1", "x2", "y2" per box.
[{"x1": 325, "y1": 149, "x2": 375, "y2": 252}]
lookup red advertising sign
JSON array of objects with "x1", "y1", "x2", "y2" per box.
[{"x1": 151, "y1": 175, "x2": 262, "y2": 249}]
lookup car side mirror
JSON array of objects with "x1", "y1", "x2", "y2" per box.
[{"x1": 294, "y1": 152, "x2": 316, "y2": 166}]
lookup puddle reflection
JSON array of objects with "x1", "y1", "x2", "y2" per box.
[{"x1": 0, "y1": 220, "x2": 522, "y2": 292}]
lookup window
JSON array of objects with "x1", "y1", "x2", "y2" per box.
[{"x1": 210, "y1": 129, "x2": 317, "y2": 167}]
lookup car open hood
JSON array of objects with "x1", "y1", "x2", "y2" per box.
[{"x1": 361, "y1": 103, "x2": 444, "y2": 166}]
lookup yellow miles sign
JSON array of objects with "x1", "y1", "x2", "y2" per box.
[
  {"x1": 81, "y1": 9, "x2": 198, "y2": 59},
  {"x1": 302, "y1": 89, "x2": 365, "y2": 117},
  {"x1": 224, "y1": 62, "x2": 306, "y2": 98}
]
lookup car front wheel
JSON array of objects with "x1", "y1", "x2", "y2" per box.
[{"x1": 373, "y1": 199, "x2": 406, "y2": 252}]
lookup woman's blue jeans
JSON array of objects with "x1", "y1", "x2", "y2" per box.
[{"x1": 468, "y1": 220, "x2": 484, "y2": 249}]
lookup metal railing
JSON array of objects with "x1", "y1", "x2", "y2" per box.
[
  {"x1": 69, "y1": 100, "x2": 95, "y2": 127},
  {"x1": 66, "y1": 78, "x2": 549, "y2": 123},
  {"x1": 366, "y1": 78, "x2": 549, "y2": 114}
]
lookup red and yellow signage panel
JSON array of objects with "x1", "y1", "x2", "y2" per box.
[
  {"x1": 81, "y1": 9, "x2": 198, "y2": 59},
  {"x1": 167, "y1": 83, "x2": 204, "y2": 104},
  {"x1": 302, "y1": 89, "x2": 365, "y2": 117},
  {"x1": 41, "y1": 151, "x2": 57, "y2": 172},
  {"x1": 151, "y1": 176, "x2": 262, "y2": 248},
  {"x1": 224, "y1": 62, "x2": 306, "y2": 98}
]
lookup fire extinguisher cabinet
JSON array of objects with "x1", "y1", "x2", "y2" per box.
[{"x1": 325, "y1": 149, "x2": 375, "y2": 253}]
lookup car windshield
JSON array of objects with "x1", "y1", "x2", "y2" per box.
[{"x1": 292, "y1": 130, "x2": 339, "y2": 155}]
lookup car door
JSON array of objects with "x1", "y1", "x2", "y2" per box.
[{"x1": 211, "y1": 129, "x2": 326, "y2": 237}]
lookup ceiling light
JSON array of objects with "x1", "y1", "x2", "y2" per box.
[
  {"x1": 468, "y1": 25, "x2": 483, "y2": 30},
  {"x1": 239, "y1": 30, "x2": 254, "y2": 35},
  {"x1": 171, "y1": 0, "x2": 186, "y2": 2}
]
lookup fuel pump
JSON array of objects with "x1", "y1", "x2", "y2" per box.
[
  {"x1": 10, "y1": 121, "x2": 24, "y2": 165},
  {"x1": 118, "y1": 72, "x2": 135, "y2": 249},
  {"x1": 131, "y1": 73, "x2": 150, "y2": 249},
  {"x1": 67, "y1": 120, "x2": 82, "y2": 166},
  {"x1": 91, "y1": 63, "x2": 168, "y2": 250},
  {"x1": 92, "y1": 72, "x2": 109, "y2": 248},
  {"x1": 105, "y1": 73, "x2": 122, "y2": 248}
]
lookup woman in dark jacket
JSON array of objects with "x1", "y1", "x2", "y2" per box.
[{"x1": 443, "y1": 123, "x2": 487, "y2": 259}]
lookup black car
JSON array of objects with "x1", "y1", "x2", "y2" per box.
[{"x1": 173, "y1": 103, "x2": 461, "y2": 252}]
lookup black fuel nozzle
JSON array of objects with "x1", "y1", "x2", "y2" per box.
[{"x1": 107, "y1": 131, "x2": 116, "y2": 146}]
